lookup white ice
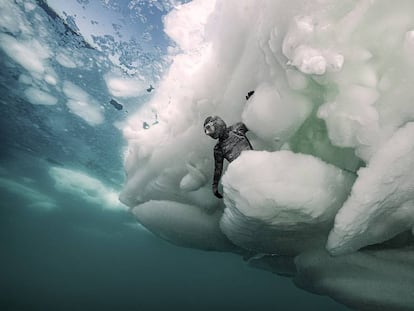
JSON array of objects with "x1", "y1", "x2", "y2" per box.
[
  {"x1": 132, "y1": 200, "x2": 235, "y2": 251},
  {"x1": 50, "y1": 167, "x2": 126, "y2": 210},
  {"x1": 0, "y1": 33, "x2": 50, "y2": 75},
  {"x1": 104, "y1": 74, "x2": 147, "y2": 98},
  {"x1": 62, "y1": 81, "x2": 104, "y2": 126},
  {"x1": 221, "y1": 150, "x2": 354, "y2": 255},
  {"x1": 56, "y1": 52, "x2": 77, "y2": 68},
  {"x1": 120, "y1": 0, "x2": 414, "y2": 309},
  {"x1": 0, "y1": 0, "x2": 111, "y2": 127},
  {"x1": 327, "y1": 122, "x2": 414, "y2": 255},
  {"x1": 24, "y1": 87, "x2": 58, "y2": 106}
]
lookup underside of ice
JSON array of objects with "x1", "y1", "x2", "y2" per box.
[
  {"x1": 132, "y1": 200, "x2": 235, "y2": 251},
  {"x1": 294, "y1": 246, "x2": 414, "y2": 310},
  {"x1": 120, "y1": 0, "x2": 414, "y2": 309}
]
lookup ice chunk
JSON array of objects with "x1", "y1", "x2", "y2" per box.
[
  {"x1": 282, "y1": 16, "x2": 315, "y2": 61},
  {"x1": 56, "y1": 52, "x2": 77, "y2": 68},
  {"x1": 44, "y1": 74, "x2": 57, "y2": 86},
  {"x1": 282, "y1": 16, "x2": 344, "y2": 75},
  {"x1": 62, "y1": 81, "x2": 104, "y2": 126},
  {"x1": 0, "y1": 0, "x2": 33, "y2": 35},
  {"x1": 327, "y1": 122, "x2": 414, "y2": 255},
  {"x1": 132, "y1": 200, "x2": 236, "y2": 251},
  {"x1": 242, "y1": 84, "x2": 312, "y2": 147},
  {"x1": 65, "y1": 100, "x2": 104, "y2": 126},
  {"x1": 220, "y1": 150, "x2": 354, "y2": 255},
  {"x1": 290, "y1": 45, "x2": 327, "y2": 75},
  {"x1": 104, "y1": 74, "x2": 146, "y2": 98},
  {"x1": 317, "y1": 84, "x2": 381, "y2": 161},
  {"x1": 0, "y1": 34, "x2": 50, "y2": 74},
  {"x1": 24, "y1": 87, "x2": 57, "y2": 106},
  {"x1": 163, "y1": 0, "x2": 216, "y2": 51}
]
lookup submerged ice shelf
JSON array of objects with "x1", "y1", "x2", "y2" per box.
[{"x1": 119, "y1": 0, "x2": 414, "y2": 310}]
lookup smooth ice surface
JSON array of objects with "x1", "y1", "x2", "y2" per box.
[
  {"x1": 295, "y1": 246, "x2": 414, "y2": 311},
  {"x1": 132, "y1": 200, "x2": 235, "y2": 251}
]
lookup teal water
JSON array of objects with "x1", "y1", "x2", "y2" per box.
[{"x1": 0, "y1": 155, "x2": 349, "y2": 311}]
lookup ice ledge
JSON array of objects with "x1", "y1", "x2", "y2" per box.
[
  {"x1": 221, "y1": 150, "x2": 355, "y2": 255},
  {"x1": 327, "y1": 122, "x2": 414, "y2": 255}
]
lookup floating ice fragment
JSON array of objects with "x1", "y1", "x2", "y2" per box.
[
  {"x1": 63, "y1": 81, "x2": 104, "y2": 125},
  {"x1": 66, "y1": 99, "x2": 104, "y2": 126},
  {"x1": 0, "y1": 1, "x2": 33, "y2": 35},
  {"x1": 0, "y1": 34, "x2": 50, "y2": 74},
  {"x1": 24, "y1": 87, "x2": 57, "y2": 106},
  {"x1": 44, "y1": 74, "x2": 57, "y2": 85},
  {"x1": 104, "y1": 75, "x2": 146, "y2": 98},
  {"x1": 56, "y1": 53, "x2": 77, "y2": 68}
]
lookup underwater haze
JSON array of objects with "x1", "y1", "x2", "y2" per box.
[{"x1": 1, "y1": 0, "x2": 414, "y2": 310}]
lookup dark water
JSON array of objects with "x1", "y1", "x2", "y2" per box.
[{"x1": 0, "y1": 161, "x2": 349, "y2": 311}]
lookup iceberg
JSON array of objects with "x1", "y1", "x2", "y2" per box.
[{"x1": 119, "y1": 0, "x2": 414, "y2": 309}]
